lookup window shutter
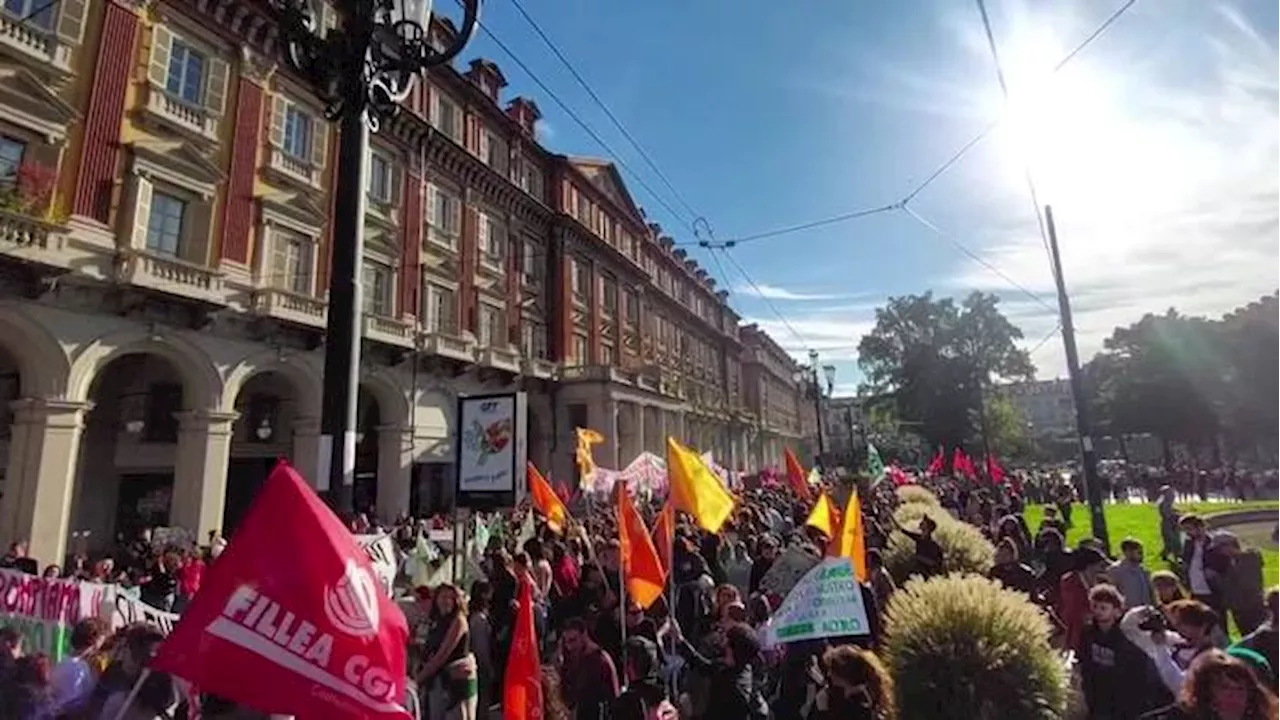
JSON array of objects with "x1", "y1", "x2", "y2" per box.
[
  {"x1": 477, "y1": 212, "x2": 489, "y2": 252},
  {"x1": 131, "y1": 177, "x2": 154, "y2": 250},
  {"x1": 311, "y1": 116, "x2": 329, "y2": 168},
  {"x1": 55, "y1": 0, "x2": 87, "y2": 44},
  {"x1": 148, "y1": 26, "x2": 173, "y2": 87},
  {"x1": 269, "y1": 96, "x2": 287, "y2": 147},
  {"x1": 204, "y1": 57, "x2": 230, "y2": 115},
  {"x1": 426, "y1": 184, "x2": 438, "y2": 225},
  {"x1": 270, "y1": 230, "x2": 288, "y2": 287},
  {"x1": 390, "y1": 165, "x2": 402, "y2": 205}
]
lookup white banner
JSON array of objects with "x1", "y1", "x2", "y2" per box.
[
  {"x1": 765, "y1": 557, "x2": 871, "y2": 646},
  {"x1": 105, "y1": 591, "x2": 179, "y2": 636},
  {"x1": 356, "y1": 533, "x2": 398, "y2": 597}
]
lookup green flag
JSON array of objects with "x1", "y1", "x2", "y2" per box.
[{"x1": 865, "y1": 442, "x2": 885, "y2": 481}]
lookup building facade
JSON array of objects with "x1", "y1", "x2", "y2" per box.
[
  {"x1": 0, "y1": 0, "x2": 804, "y2": 565},
  {"x1": 739, "y1": 324, "x2": 810, "y2": 470},
  {"x1": 998, "y1": 379, "x2": 1076, "y2": 438},
  {"x1": 822, "y1": 396, "x2": 864, "y2": 463}
]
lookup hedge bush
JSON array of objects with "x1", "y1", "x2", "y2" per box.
[
  {"x1": 882, "y1": 503, "x2": 995, "y2": 583},
  {"x1": 895, "y1": 484, "x2": 942, "y2": 507},
  {"x1": 884, "y1": 574, "x2": 1069, "y2": 720}
]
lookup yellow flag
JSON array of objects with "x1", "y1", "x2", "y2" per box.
[
  {"x1": 665, "y1": 437, "x2": 735, "y2": 534},
  {"x1": 804, "y1": 490, "x2": 838, "y2": 539},
  {"x1": 832, "y1": 487, "x2": 868, "y2": 581},
  {"x1": 574, "y1": 427, "x2": 605, "y2": 489}
]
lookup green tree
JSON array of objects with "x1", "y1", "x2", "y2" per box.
[
  {"x1": 857, "y1": 291, "x2": 1034, "y2": 460},
  {"x1": 983, "y1": 394, "x2": 1031, "y2": 458}
]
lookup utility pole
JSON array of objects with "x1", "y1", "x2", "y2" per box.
[
  {"x1": 1045, "y1": 205, "x2": 1109, "y2": 551},
  {"x1": 808, "y1": 349, "x2": 827, "y2": 471}
]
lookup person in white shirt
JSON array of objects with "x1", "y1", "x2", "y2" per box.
[{"x1": 50, "y1": 616, "x2": 108, "y2": 716}]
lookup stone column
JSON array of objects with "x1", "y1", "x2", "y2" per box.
[
  {"x1": 170, "y1": 410, "x2": 237, "y2": 540},
  {"x1": 0, "y1": 399, "x2": 89, "y2": 567},
  {"x1": 291, "y1": 416, "x2": 321, "y2": 488},
  {"x1": 634, "y1": 403, "x2": 646, "y2": 459},
  {"x1": 375, "y1": 424, "x2": 413, "y2": 522},
  {"x1": 657, "y1": 409, "x2": 668, "y2": 451},
  {"x1": 604, "y1": 399, "x2": 619, "y2": 469}
]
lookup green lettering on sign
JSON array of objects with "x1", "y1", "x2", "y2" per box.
[{"x1": 776, "y1": 622, "x2": 815, "y2": 639}]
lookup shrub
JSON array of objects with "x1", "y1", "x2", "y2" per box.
[
  {"x1": 895, "y1": 484, "x2": 941, "y2": 507},
  {"x1": 882, "y1": 504, "x2": 995, "y2": 583},
  {"x1": 884, "y1": 574, "x2": 1069, "y2": 720}
]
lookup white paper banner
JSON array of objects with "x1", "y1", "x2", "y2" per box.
[
  {"x1": 356, "y1": 533, "x2": 399, "y2": 597},
  {"x1": 765, "y1": 557, "x2": 871, "y2": 645}
]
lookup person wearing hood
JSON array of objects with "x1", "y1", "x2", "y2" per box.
[{"x1": 611, "y1": 636, "x2": 678, "y2": 720}]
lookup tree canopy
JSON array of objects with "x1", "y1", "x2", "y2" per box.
[{"x1": 857, "y1": 291, "x2": 1034, "y2": 455}]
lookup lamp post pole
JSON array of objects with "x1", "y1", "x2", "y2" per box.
[{"x1": 273, "y1": 0, "x2": 480, "y2": 513}]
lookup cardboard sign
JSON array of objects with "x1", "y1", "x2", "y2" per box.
[
  {"x1": 757, "y1": 545, "x2": 821, "y2": 599},
  {"x1": 766, "y1": 557, "x2": 871, "y2": 645}
]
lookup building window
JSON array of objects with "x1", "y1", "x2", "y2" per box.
[
  {"x1": 429, "y1": 90, "x2": 462, "y2": 141},
  {"x1": 625, "y1": 290, "x2": 640, "y2": 327},
  {"x1": 2, "y1": 0, "x2": 53, "y2": 29},
  {"x1": 145, "y1": 192, "x2": 186, "y2": 257},
  {"x1": 601, "y1": 344, "x2": 615, "y2": 367},
  {"x1": 521, "y1": 241, "x2": 541, "y2": 283},
  {"x1": 270, "y1": 228, "x2": 315, "y2": 295},
  {"x1": 426, "y1": 183, "x2": 461, "y2": 249},
  {"x1": 363, "y1": 260, "x2": 393, "y2": 316},
  {"x1": 166, "y1": 40, "x2": 205, "y2": 104},
  {"x1": 570, "y1": 258, "x2": 589, "y2": 298},
  {"x1": 601, "y1": 277, "x2": 618, "y2": 317},
  {"x1": 367, "y1": 152, "x2": 395, "y2": 204},
  {"x1": 477, "y1": 128, "x2": 507, "y2": 174},
  {"x1": 0, "y1": 137, "x2": 25, "y2": 182},
  {"x1": 572, "y1": 334, "x2": 589, "y2": 365},
  {"x1": 477, "y1": 211, "x2": 506, "y2": 264},
  {"x1": 478, "y1": 304, "x2": 504, "y2": 347},
  {"x1": 521, "y1": 322, "x2": 547, "y2": 360},
  {"x1": 283, "y1": 106, "x2": 312, "y2": 160},
  {"x1": 514, "y1": 156, "x2": 542, "y2": 200},
  {"x1": 422, "y1": 282, "x2": 456, "y2": 333}
]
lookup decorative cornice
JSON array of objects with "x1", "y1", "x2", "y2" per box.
[{"x1": 239, "y1": 47, "x2": 277, "y2": 86}]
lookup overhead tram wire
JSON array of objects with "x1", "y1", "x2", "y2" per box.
[
  {"x1": 503, "y1": 0, "x2": 701, "y2": 222},
  {"x1": 454, "y1": 0, "x2": 697, "y2": 234},
  {"x1": 715, "y1": 246, "x2": 810, "y2": 352},
  {"x1": 688, "y1": 0, "x2": 1142, "y2": 249},
  {"x1": 693, "y1": 217, "x2": 735, "y2": 296},
  {"x1": 974, "y1": 0, "x2": 1057, "y2": 273}
]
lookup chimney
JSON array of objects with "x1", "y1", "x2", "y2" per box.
[
  {"x1": 673, "y1": 248, "x2": 687, "y2": 260},
  {"x1": 647, "y1": 222, "x2": 662, "y2": 239},
  {"x1": 716, "y1": 289, "x2": 729, "y2": 302},
  {"x1": 465, "y1": 58, "x2": 507, "y2": 103},
  {"x1": 659, "y1": 236, "x2": 674, "y2": 250},
  {"x1": 506, "y1": 96, "x2": 541, "y2": 136}
]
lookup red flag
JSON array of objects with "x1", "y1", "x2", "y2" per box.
[
  {"x1": 616, "y1": 483, "x2": 667, "y2": 609},
  {"x1": 925, "y1": 447, "x2": 944, "y2": 475},
  {"x1": 151, "y1": 461, "x2": 411, "y2": 719},
  {"x1": 652, "y1": 501, "x2": 675, "y2": 574},
  {"x1": 783, "y1": 447, "x2": 812, "y2": 502},
  {"x1": 953, "y1": 448, "x2": 975, "y2": 477},
  {"x1": 503, "y1": 579, "x2": 542, "y2": 720},
  {"x1": 986, "y1": 455, "x2": 1006, "y2": 485}
]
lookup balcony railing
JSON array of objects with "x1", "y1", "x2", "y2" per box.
[
  {"x1": 421, "y1": 327, "x2": 474, "y2": 363},
  {"x1": 119, "y1": 249, "x2": 225, "y2": 303},
  {"x1": 0, "y1": 207, "x2": 68, "y2": 266},
  {"x1": 520, "y1": 357, "x2": 557, "y2": 379},
  {"x1": 143, "y1": 87, "x2": 219, "y2": 142},
  {"x1": 253, "y1": 287, "x2": 326, "y2": 327},
  {"x1": 478, "y1": 344, "x2": 521, "y2": 373},
  {"x1": 0, "y1": 13, "x2": 72, "y2": 73},
  {"x1": 266, "y1": 148, "x2": 323, "y2": 190},
  {"x1": 362, "y1": 314, "x2": 413, "y2": 348}
]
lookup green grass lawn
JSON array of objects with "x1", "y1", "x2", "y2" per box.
[{"x1": 1023, "y1": 501, "x2": 1279, "y2": 591}]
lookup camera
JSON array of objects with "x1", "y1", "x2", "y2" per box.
[{"x1": 1137, "y1": 609, "x2": 1168, "y2": 633}]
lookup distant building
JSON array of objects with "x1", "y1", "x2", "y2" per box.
[
  {"x1": 999, "y1": 379, "x2": 1076, "y2": 438},
  {"x1": 823, "y1": 397, "x2": 866, "y2": 460}
]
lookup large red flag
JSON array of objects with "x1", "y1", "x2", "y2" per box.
[
  {"x1": 783, "y1": 447, "x2": 812, "y2": 502},
  {"x1": 503, "y1": 578, "x2": 542, "y2": 720},
  {"x1": 151, "y1": 461, "x2": 410, "y2": 719},
  {"x1": 925, "y1": 447, "x2": 944, "y2": 475}
]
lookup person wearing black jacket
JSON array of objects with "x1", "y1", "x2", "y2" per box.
[
  {"x1": 673, "y1": 621, "x2": 769, "y2": 720},
  {"x1": 611, "y1": 636, "x2": 677, "y2": 720},
  {"x1": 1079, "y1": 584, "x2": 1172, "y2": 719}
]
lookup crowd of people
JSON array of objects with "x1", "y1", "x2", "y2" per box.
[{"x1": 0, "y1": 462, "x2": 1276, "y2": 719}]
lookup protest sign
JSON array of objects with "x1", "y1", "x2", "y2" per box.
[
  {"x1": 0, "y1": 569, "x2": 106, "y2": 660},
  {"x1": 106, "y1": 591, "x2": 179, "y2": 636},
  {"x1": 757, "y1": 545, "x2": 821, "y2": 599},
  {"x1": 356, "y1": 533, "x2": 399, "y2": 597},
  {"x1": 766, "y1": 557, "x2": 871, "y2": 645}
]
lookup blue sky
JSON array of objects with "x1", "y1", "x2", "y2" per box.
[{"x1": 444, "y1": 0, "x2": 1279, "y2": 395}]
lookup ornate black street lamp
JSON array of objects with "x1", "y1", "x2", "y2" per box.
[{"x1": 271, "y1": 0, "x2": 480, "y2": 513}]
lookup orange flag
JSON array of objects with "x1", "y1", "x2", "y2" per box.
[
  {"x1": 527, "y1": 461, "x2": 568, "y2": 534},
  {"x1": 784, "y1": 447, "x2": 812, "y2": 501},
  {"x1": 652, "y1": 501, "x2": 675, "y2": 573},
  {"x1": 502, "y1": 578, "x2": 542, "y2": 720},
  {"x1": 830, "y1": 488, "x2": 868, "y2": 581},
  {"x1": 615, "y1": 483, "x2": 667, "y2": 609}
]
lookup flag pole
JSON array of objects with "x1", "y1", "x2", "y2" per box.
[
  {"x1": 109, "y1": 668, "x2": 151, "y2": 720},
  {"x1": 666, "y1": 503, "x2": 676, "y2": 701}
]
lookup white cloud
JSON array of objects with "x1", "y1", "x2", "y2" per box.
[
  {"x1": 740, "y1": 315, "x2": 875, "y2": 364},
  {"x1": 934, "y1": 3, "x2": 1279, "y2": 379},
  {"x1": 734, "y1": 284, "x2": 862, "y2": 301}
]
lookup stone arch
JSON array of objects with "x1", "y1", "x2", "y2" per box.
[
  {"x1": 414, "y1": 386, "x2": 454, "y2": 438},
  {"x1": 67, "y1": 329, "x2": 221, "y2": 410},
  {"x1": 221, "y1": 351, "x2": 323, "y2": 419},
  {"x1": 0, "y1": 304, "x2": 71, "y2": 398},
  {"x1": 359, "y1": 369, "x2": 410, "y2": 426}
]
